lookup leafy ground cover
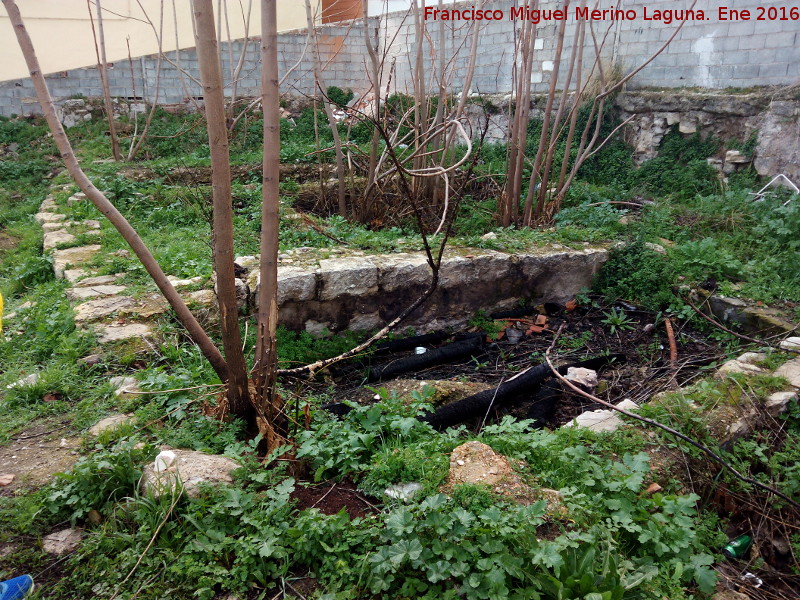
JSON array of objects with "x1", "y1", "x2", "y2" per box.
[{"x1": 0, "y1": 105, "x2": 798, "y2": 599}]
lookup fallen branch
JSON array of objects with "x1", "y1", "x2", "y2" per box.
[
  {"x1": 665, "y1": 316, "x2": 678, "y2": 386},
  {"x1": 545, "y1": 324, "x2": 800, "y2": 510}
]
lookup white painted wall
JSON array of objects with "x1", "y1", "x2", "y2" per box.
[{"x1": 367, "y1": 0, "x2": 412, "y2": 14}]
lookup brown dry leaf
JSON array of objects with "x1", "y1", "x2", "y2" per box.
[
  {"x1": 565, "y1": 299, "x2": 578, "y2": 312},
  {"x1": 43, "y1": 392, "x2": 63, "y2": 403},
  {"x1": 645, "y1": 482, "x2": 663, "y2": 495}
]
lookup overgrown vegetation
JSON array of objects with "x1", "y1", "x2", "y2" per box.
[{"x1": 1, "y1": 99, "x2": 798, "y2": 598}]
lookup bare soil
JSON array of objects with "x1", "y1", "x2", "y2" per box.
[
  {"x1": 0, "y1": 419, "x2": 80, "y2": 496},
  {"x1": 290, "y1": 479, "x2": 378, "y2": 519},
  {"x1": 0, "y1": 231, "x2": 19, "y2": 251}
]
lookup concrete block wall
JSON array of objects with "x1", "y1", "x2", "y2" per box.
[{"x1": 0, "y1": 0, "x2": 797, "y2": 117}]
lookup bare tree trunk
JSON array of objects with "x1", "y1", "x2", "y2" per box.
[
  {"x1": 192, "y1": 0, "x2": 251, "y2": 418},
  {"x1": 2, "y1": 0, "x2": 229, "y2": 382},
  {"x1": 502, "y1": 1, "x2": 538, "y2": 226},
  {"x1": 361, "y1": 0, "x2": 381, "y2": 223},
  {"x1": 253, "y1": 0, "x2": 286, "y2": 453},
  {"x1": 524, "y1": 0, "x2": 569, "y2": 226},
  {"x1": 305, "y1": 0, "x2": 348, "y2": 219},
  {"x1": 127, "y1": 0, "x2": 166, "y2": 161},
  {"x1": 88, "y1": 0, "x2": 121, "y2": 161}
]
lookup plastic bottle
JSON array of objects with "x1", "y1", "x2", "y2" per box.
[{"x1": 0, "y1": 575, "x2": 34, "y2": 600}]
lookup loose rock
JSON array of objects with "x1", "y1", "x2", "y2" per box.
[
  {"x1": 141, "y1": 449, "x2": 240, "y2": 498},
  {"x1": 774, "y1": 358, "x2": 800, "y2": 387},
  {"x1": 88, "y1": 414, "x2": 135, "y2": 436},
  {"x1": 42, "y1": 528, "x2": 83, "y2": 556}
]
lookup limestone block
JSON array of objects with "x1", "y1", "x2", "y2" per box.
[
  {"x1": 43, "y1": 230, "x2": 75, "y2": 251},
  {"x1": 73, "y1": 296, "x2": 136, "y2": 323},
  {"x1": 376, "y1": 253, "x2": 430, "y2": 293},
  {"x1": 42, "y1": 528, "x2": 83, "y2": 556},
  {"x1": 76, "y1": 274, "x2": 123, "y2": 287},
  {"x1": 774, "y1": 358, "x2": 800, "y2": 387},
  {"x1": 52, "y1": 245, "x2": 101, "y2": 279},
  {"x1": 89, "y1": 414, "x2": 135, "y2": 436},
  {"x1": 765, "y1": 391, "x2": 797, "y2": 417},
  {"x1": 42, "y1": 221, "x2": 70, "y2": 232},
  {"x1": 779, "y1": 337, "x2": 800, "y2": 351},
  {"x1": 34, "y1": 212, "x2": 66, "y2": 224},
  {"x1": 319, "y1": 257, "x2": 378, "y2": 300},
  {"x1": 66, "y1": 285, "x2": 126, "y2": 301},
  {"x1": 348, "y1": 311, "x2": 383, "y2": 332},
  {"x1": 141, "y1": 449, "x2": 240, "y2": 498},
  {"x1": 186, "y1": 289, "x2": 216, "y2": 307},
  {"x1": 96, "y1": 322, "x2": 153, "y2": 344}
]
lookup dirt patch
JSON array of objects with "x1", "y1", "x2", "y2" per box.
[
  {"x1": 291, "y1": 479, "x2": 378, "y2": 519},
  {"x1": 0, "y1": 231, "x2": 19, "y2": 251},
  {"x1": 0, "y1": 419, "x2": 80, "y2": 495}
]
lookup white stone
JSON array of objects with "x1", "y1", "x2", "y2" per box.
[
  {"x1": 52, "y1": 245, "x2": 101, "y2": 279},
  {"x1": 109, "y1": 376, "x2": 140, "y2": 397},
  {"x1": 39, "y1": 196, "x2": 58, "y2": 211},
  {"x1": 88, "y1": 414, "x2": 135, "y2": 436},
  {"x1": 319, "y1": 257, "x2": 378, "y2": 300},
  {"x1": 7, "y1": 373, "x2": 40, "y2": 389},
  {"x1": 75, "y1": 274, "x2": 123, "y2": 287},
  {"x1": 480, "y1": 232, "x2": 498, "y2": 240},
  {"x1": 565, "y1": 367, "x2": 598, "y2": 389},
  {"x1": 42, "y1": 221, "x2": 70, "y2": 232},
  {"x1": 63, "y1": 269, "x2": 89, "y2": 283},
  {"x1": 73, "y1": 296, "x2": 136, "y2": 323},
  {"x1": 43, "y1": 230, "x2": 76, "y2": 251},
  {"x1": 765, "y1": 391, "x2": 796, "y2": 417},
  {"x1": 564, "y1": 399, "x2": 639, "y2": 432},
  {"x1": 186, "y1": 289, "x2": 217, "y2": 307},
  {"x1": 779, "y1": 337, "x2": 800, "y2": 351},
  {"x1": 234, "y1": 255, "x2": 260, "y2": 270},
  {"x1": 42, "y1": 528, "x2": 83, "y2": 556},
  {"x1": 376, "y1": 253, "x2": 431, "y2": 293},
  {"x1": 34, "y1": 212, "x2": 66, "y2": 224},
  {"x1": 725, "y1": 150, "x2": 750, "y2": 164},
  {"x1": 66, "y1": 285, "x2": 127, "y2": 301},
  {"x1": 716, "y1": 358, "x2": 767, "y2": 377},
  {"x1": 737, "y1": 352, "x2": 767, "y2": 365},
  {"x1": 774, "y1": 358, "x2": 800, "y2": 387},
  {"x1": 141, "y1": 449, "x2": 241, "y2": 498},
  {"x1": 166, "y1": 275, "x2": 204, "y2": 288},
  {"x1": 96, "y1": 322, "x2": 153, "y2": 344}
]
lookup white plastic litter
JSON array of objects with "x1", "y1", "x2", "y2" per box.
[{"x1": 154, "y1": 450, "x2": 177, "y2": 473}]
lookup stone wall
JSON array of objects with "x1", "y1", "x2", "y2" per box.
[
  {"x1": 2, "y1": 0, "x2": 798, "y2": 117},
  {"x1": 616, "y1": 90, "x2": 800, "y2": 181},
  {"x1": 242, "y1": 246, "x2": 608, "y2": 335}
]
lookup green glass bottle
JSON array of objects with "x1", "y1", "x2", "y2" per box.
[{"x1": 722, "y1": 534, "x2": 753, "y2": 559}]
